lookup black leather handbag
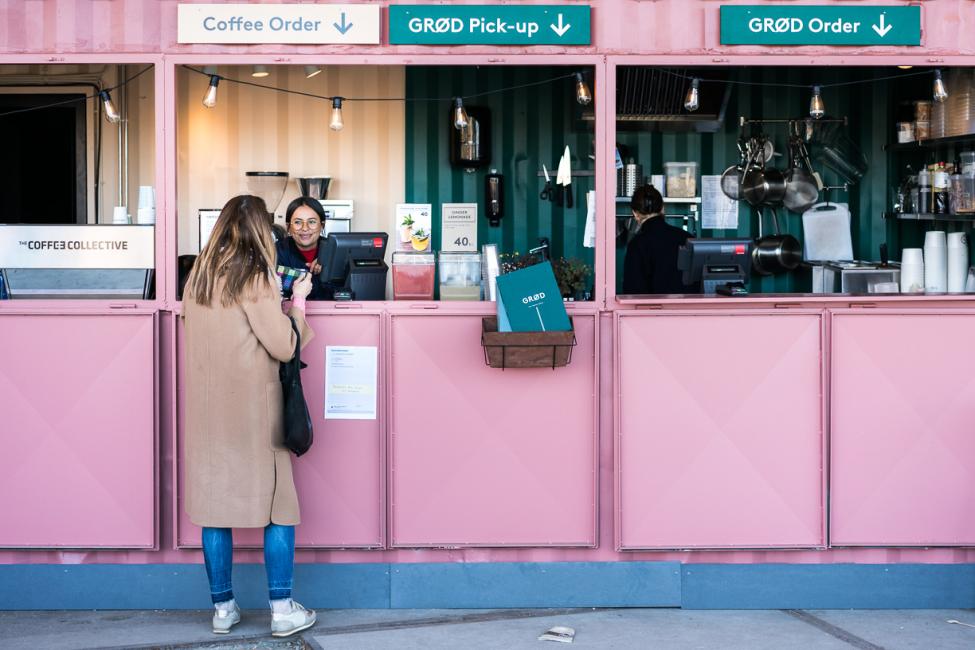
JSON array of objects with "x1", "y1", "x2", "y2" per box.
[{"x1": 280, "y1": 317, "x2": 314, "y2": 456}]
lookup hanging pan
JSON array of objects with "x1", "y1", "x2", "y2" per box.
[{"x1": 783, "y1": 137, "x2": 819, "y2": 213}]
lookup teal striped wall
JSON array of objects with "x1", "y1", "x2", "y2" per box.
[
  {"x1": 405, "y1": 66, "x2": 595, "y2": 297},
  {"x1": 406, "y1": 66, "x2": 971, "y2": 295},
  {"x1": 615, "y1": 67, "x2": 898, "y2": 294}
]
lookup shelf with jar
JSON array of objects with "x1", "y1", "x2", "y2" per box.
[{"x1": 889, "y1": 156, "x2": 975, "y2": 222}]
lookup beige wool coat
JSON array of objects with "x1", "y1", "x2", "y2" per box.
[{"x1": 182, "y1": 276, "x2": 313, "y2": 528}]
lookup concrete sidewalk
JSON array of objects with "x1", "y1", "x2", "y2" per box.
[{"x1": 1, "y1": 607, "x2": 974, "y2": 650}]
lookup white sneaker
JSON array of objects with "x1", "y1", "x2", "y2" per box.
[
  {"x1": 270, "y1": 600, "x2": 317, "y2": 637},
  {"x1": 212, "y1": 599, "x2": 240, "y2": 634}
]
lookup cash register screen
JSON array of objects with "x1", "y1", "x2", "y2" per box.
[
  {"x1": 321, "y1": 232, "x2": 388, "y2": 285},
  {"x1": 679, "y1": 238, "x2": 752, "y2": 287}
]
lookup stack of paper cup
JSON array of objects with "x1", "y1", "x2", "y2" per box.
[
  {"x1": 112, "y1": 206, "x2": 129, "y2": 225},
  {"x1": 900, "y1": 248, "x2": 924, "y2": 293},
  {"x1": 947, "y1": 232, "x2": 969, "y2": 293},
  {"x1": 923, "y1": 230, "x2": 947, "y2": 293},
  {"x1": 136, "y1": 185, "x2": 155, "y2": 224}
]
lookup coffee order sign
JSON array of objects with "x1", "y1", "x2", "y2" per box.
[
  {"x1": 177, "y1": 4, "x2": 380, "y2": 44},
  {"x1": 0, "y1": 225, "x2": 154, "y2": 269},
  {"x1": 721, "y1": 5, "x2": 921, "y2": 46}
]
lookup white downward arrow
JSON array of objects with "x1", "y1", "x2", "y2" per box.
[
  {"x1": 550, "y1": 13, "x2": 571, "y2": 37},
  {"x1": 872, "y1": 14, "x2": 892, "y2": 37}
]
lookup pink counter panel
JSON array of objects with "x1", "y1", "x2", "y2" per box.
[
  {"x1": 176, "y1": 311, "x2": 384, "y2": 549},
  {"x1": 0, "y1": 312, "x2": 157, "y2": 549},
  {"x1": 615, "y1": 310, "x2": 826, "y2": 550},
  {"x1": 388, "y1": 312, "x2": 598, "y2": 547},
  {"x1": 830, "y1": 310, "x2": 975, "y2": 547}
]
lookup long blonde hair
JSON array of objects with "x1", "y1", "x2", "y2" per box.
[{"x1": 187, "y1": 194, "x2": 277, "y2": 306}]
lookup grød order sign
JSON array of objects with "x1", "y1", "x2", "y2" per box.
[
  {"x1": 177, "y1": 3, "x2": 380, "y2": 44},
  {"x1": 0, "y1": 225, "x2": 154, "y2": 269}
]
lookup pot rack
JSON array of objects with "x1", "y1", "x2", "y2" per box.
[{"x1": 738, "y1": 116, "x2": 848, "y2": 127}]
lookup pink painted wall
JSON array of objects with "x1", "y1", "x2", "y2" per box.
[
  {"x1": 0, "y1": 312, "x2": 157, "y2": 549},
  {"x1": 830, "y1": 310, "x2": 975, "y2": 547},
  {"x1": 3, "y1": 1, "x2": 975, "y2": 568},
  {"x1": 2, "y1": 1, "x2": 973, "y2": 56},
  {"x1": 616, "y1": 311, "x2": 825, "y2": 550}
]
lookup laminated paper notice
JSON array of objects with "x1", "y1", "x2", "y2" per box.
[
  {"x1": 701, "y1": 175, "x2": 739, "y2": 230},
  {"x1": 583, "y1": 190, "x2": 596, "y2": 248},
  {"x1": 324, "y1": 346, "x2": 377, "y2": 420}
]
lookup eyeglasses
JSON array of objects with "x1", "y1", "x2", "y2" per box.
[{"x1": 291, "y1": 219, "x2": 321, "y2": 230}]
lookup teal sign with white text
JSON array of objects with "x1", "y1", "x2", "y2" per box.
[
  {"x1": 721, "y1": 5, "x2": 921, "y2": 46},
  {"x1": 388, "y1": 5, "x2": 590, "y2": 46}
]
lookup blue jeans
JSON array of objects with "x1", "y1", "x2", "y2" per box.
[{"x1": 202, "y1": 524, "x2": 295, "y2": 604}]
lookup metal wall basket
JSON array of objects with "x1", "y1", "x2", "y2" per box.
[{"x1": 480, "y1": 317, "x2": 577, "y2": 369}]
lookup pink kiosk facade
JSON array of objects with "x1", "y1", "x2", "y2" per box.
[{"x1": 1, "y1": 0, "x2": 973, "y2": 609}]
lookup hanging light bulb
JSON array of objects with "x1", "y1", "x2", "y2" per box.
[
  {"x1": 809, "y1": 85, "x2": 825, "y2": 119},
  {"x1": 897, "y1": 65, "x2": 914, "y2": 70},
  {"x1": 99, "y1": 90, "x2": 121, "y2": 124},
  {"x1": 202, "y1": 75, "x2": 219, "y2": 108},
  {"x1": 330, "y1": 97, "x2": 344, "y2": 131},
  {"x1": 574, "y1": 72, "x2": 592, "y2": 106},
  {"x1": 933, "y1": 69, "x2": 948, "y2": 103},
  {"x1": 684, "y1": 78, "x2": 700, "y2": 112},
  {"x1": 452, "y1": 97, "x2": 469, "y2": 130},
  {"x1": 251, "y1": 65, "x2": 269, "y2": 78},
  {"x1": 304, "y1": 65, "x2": 322, "y2": 79}
]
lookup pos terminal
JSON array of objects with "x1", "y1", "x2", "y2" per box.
[
  {"x1": 320, "y1": 232, "x2": 388, "y2": 300},
  {"x1": 677, "y1": 238, "x2": 752, "y2": 295}
]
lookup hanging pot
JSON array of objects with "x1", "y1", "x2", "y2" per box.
[
  {"x1": 783, "y1": 138, "x2": 819, "y2": 213},
  {"x1": 752, "y1": 207, "x2": 803, "y2": 276},
  {"x1": 720, "y1": 140, "x2": 749, "y2": 201},
  {"x1": 741, "y1": 162, "x2": 787, "y2": 207}
]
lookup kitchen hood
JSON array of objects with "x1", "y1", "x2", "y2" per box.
[{"x1": 612, "y1": 67, "x2": 732, "y2": 133}]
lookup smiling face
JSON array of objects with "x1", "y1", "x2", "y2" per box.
[{"x1": 288, "y1": 205, "x2": 323, "y2": 251}]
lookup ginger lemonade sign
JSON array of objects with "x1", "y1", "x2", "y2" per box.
[
  {"x1": 721, "y1": 6, "x2": 921, "y2": 46},
  {"x1": 389, "y1": 5, "x2": 590, "y2": 45},
  {"x1": 178, "y1": 4, "x2": 380, "y2": 44}
]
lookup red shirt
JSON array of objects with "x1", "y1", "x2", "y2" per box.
[{"x1": 298, "y1": 246, "x2": 317, "y2": 266}]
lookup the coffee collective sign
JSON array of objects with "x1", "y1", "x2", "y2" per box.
[
  {"x1": 720, "y1": 5, "x2": 921, "y2": 46},
  {"x1": 0, "y1": 225, "x2": 155, "y2": 269}
]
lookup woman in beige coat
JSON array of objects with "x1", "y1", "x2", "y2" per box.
[{"x1": 182, "y1": 194, "x2": 317, "y2": 638}]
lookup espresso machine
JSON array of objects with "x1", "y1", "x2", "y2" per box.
[{"x1": 295, "y1": 176, "x2": 352, "y2": 235}]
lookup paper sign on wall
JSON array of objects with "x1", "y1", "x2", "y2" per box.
[
  {"x1": 441, "y1": 203, "x2": 477, "y2": 252},
  {"x1": 324, "y1": 346, "x2": 378, "y2": 420},
  {"x1": 395, "y1": 203, "x2": 432, "y2": 251},
  {"x1": 701, "y1": 175, "x2": 739, "y2": 230}
]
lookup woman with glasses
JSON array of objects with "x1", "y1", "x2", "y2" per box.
[{"x1": 276, "y1": 197, "x2": 332, "y2": 299}]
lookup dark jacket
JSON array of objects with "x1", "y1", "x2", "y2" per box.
[
  {"x1": 622, "y1": 217, "x2": 693, "y2": 295},
  {"x1": 274, "y1": 237, "x2": 333, "y2": 300}
]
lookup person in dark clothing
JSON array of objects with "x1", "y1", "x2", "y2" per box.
[
  {"x1": 275, "y1": 197, "x2": 333, "y2": 300},
  {"x1": 622, "y1": 184, "x2": 693, "y2": 295}
]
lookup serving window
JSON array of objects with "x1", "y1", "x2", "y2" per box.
[
  {"x1": 0, "y1": 63, "x2": 156, "y2": 300},
  {"x1": 174, "y1": 63, "x2": 598, "y2": 303}
]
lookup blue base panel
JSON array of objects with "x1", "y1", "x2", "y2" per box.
[{"x1": 1, "y1": 562, "x2": 972, "y2": 610}]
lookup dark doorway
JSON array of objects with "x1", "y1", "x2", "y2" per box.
[{"x1": 0, "y1": 93, "x2": 87, "y2": 224}]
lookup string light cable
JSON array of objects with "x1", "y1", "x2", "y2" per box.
[
  {"x1": 0, "y1": 65, "x2": 153, "y2": 120},
  {"x1": 181, "y1": 65, "x2": 583, "y2": 105}
]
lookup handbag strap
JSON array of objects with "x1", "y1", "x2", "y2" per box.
[{"x1": 288, "y1": 316, "x2": 302, "y2": 366}]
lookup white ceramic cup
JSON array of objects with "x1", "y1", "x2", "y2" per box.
[
  {"x1": 112, "y1": 206, "x2": 129, "y2": 224},
  {"x1": 138, "y1": 185, "x2": 155, "y2": 209}
]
